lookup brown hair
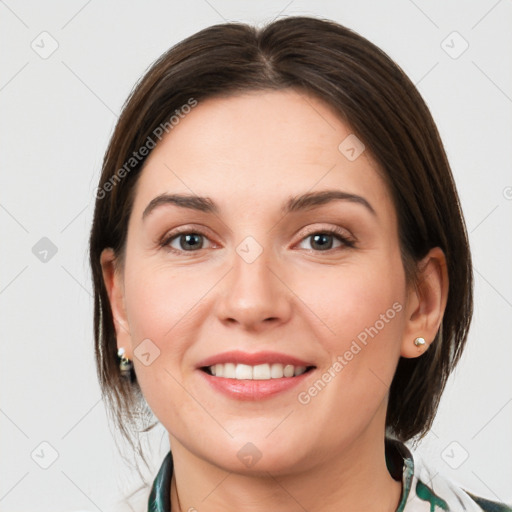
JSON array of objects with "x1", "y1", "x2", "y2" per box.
[{"x1": 89, "y1": 15, "x2": 473, "y2": 456}]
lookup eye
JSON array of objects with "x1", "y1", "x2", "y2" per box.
[
  {"x1": 297, "y1": 228, "x2": 355, "y2": 252},
  {"x1": 161, "y1": 230, "x2": 213, "y2": 253},
  {"x1": 159, "y1": 227, "x2": 355, "y2": 254}
]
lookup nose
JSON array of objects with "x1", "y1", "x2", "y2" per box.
[{"x1": 214, "y1": 240, "x2": 293, "y2": 332}]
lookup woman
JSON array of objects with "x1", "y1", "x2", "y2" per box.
[{"x1": 89, "y1": 16, "x2": 512, "y2": 511}]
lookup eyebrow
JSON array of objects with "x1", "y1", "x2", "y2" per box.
[{"x1": 142, "y1": 189, "x2": 376, "y2": 220}]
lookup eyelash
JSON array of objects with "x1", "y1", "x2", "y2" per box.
[{"x1": 158, "y1": 226, "x2": 356, "y2": 254}]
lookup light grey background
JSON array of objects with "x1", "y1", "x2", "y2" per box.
[{"x1": 1, "y1": 0, "x2": 511, "y2": 510}]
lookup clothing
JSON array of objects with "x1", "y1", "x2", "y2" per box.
[{"x1": 148, "y1": 438, "x2": 512, "y2": 511}]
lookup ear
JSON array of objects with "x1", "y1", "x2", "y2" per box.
[
  {"x1": 401, "y1": 247, "x2": 449, "y2": 358},
  {"x1": 100, "y1": 248, "x2": 133, "y2": 358}
]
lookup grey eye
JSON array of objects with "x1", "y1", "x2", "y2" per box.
[
  {"x1": 169, "y1": 233, "x2": 207, "y2": 251},
  {"x1": 298, "y1": 232, "x2": 344, "y2": 251}
]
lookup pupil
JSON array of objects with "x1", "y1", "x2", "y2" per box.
[
  {"x1": 312, "y1": 233, "x2": 332, "y2": 250},
  {"x1": 182, "y1": 233, "x2": 202, "y2": 250}
]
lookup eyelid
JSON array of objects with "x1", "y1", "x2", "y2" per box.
[{"x1": 294, "y1": 223, "x2": 354, "y2": 241}]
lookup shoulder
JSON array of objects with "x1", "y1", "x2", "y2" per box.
[
  {"x1": 464, "y1": 492, "x2": 512, "y2": 512},
  {"x1": 386, "y1": 440, "x2": 512, "y2": 512},
  {"x1": 406, "y1": 447, "x2": 512, "y2": 512}
]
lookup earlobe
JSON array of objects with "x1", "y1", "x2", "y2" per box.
[
  {"x1": 100, "y1": 248, "x2": 132, "y2": 357},
  {"x1": 400, "y1": 247, "x2": 449, "y2": 359}
]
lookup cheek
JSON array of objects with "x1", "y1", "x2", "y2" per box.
[
  {"x1": 294, "y1": 255, "x2": 405, "y2": 348},
  {"x1": 121, "y1": 262, "x2": 202, "y2": 426},
  {"x1": 123, "y1": 261, "x2": 210, "y2": 345},
  {"x1": 293, "y1": 261, "x2": 405, "y2": 424},
  {"x1": 121, "y1": 258, "x2": 226, "y2": 412},
  {"x1": 297, "y1": 253, "x2": 406, "y2": 407}
]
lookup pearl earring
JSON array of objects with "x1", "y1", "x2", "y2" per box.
[
  {"x1": 414, "y1": 337, "x2": 426, "y2": 347},
  {"x1": 117, "y1": 347, "x2": 133, "y2": 378}
]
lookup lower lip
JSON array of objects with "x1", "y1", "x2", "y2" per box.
[{"x1": 198, "y1": 369, "x2": 313, "y2": 400}]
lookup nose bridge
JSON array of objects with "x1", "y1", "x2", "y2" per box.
[
  {"x1": 215, "y1": 231, "x2": 292, "y2": 328},
  {"x1": 232, "y1": 233, "x2": 278, "y2": 306}
]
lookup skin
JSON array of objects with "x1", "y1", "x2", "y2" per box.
[{"x1": 101, "y1": 89, "x2": 448, "y2": 512}]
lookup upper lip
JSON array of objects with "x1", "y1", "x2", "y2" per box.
[{"x1": 196, "y1": 350, "x2": 315, "y2": 369}]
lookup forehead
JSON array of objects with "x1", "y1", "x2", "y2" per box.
[{"x1": 131, "y1": 89, "x2": 394, "y2": 222}]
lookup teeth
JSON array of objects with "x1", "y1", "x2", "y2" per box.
[
  {"x1": 253, "y1": 364, "x2": 270, "y2": 380},
  {"x1": 207, "y1": 363, "x2": 308, "y2": 380},
  {"x1": 270, "y1": 363, "x2": 284, "y2": 379},
  {"x1": 283, "y1": 364, "x2": 294, "y2": 377},
  {"x1": 235, "y1": 364, "x2": 252, "y2": 380}
]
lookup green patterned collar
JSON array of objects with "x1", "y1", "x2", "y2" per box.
[{"x1": 148, "y1": 437, "x2": 413, "y2": 512}]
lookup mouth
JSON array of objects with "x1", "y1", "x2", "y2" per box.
[
  {"x1": 195, "y1": 351, "x2": 317, "y2": 400},
  {"x1": 200, "y1": 363, "x2": 316, "y2": 380}
]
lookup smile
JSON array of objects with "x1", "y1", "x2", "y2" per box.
[
  {"x1": 202, "y1": 363, "x2": 313, "y2": 380},
  {"x1": 196, "y1": 350, "x2": 317, "y2": 399}
]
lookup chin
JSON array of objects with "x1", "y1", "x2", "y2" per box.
[{"x1": 201, "y1": 436, "x2": 311, "y2": 476}]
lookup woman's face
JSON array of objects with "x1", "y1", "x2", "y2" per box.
[{"x1": 105, "y1": 89, "x2": 416, "y2": 474}]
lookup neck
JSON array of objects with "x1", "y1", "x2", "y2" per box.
[{"x1": 168, "y1": 421, "x2": 402, "y2": 512}]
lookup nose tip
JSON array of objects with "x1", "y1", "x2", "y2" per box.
[{"x1": 214, "y1": 243, "x2": 292, "y2": 330}]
